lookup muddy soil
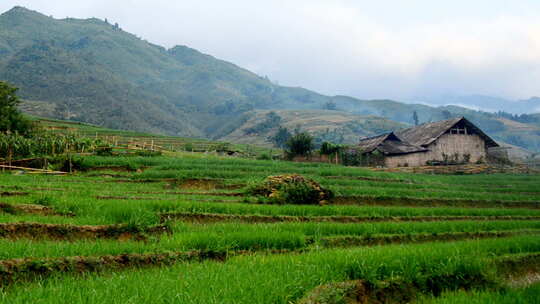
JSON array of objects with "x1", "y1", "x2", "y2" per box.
[
  {"x1": 298, "y1": 280, "x2": 417, "y2": 304},
  {"x1": 0, "y1": 203, "x2": 69, "y2": 216},
  {"x1": 0, "y1": 223, "x2": 169, "y2": 241},
  {"x1": 319, "y1": 230, "x2": 539, "y2": 248},
  {"x1": 164, "y1": 178, "x2": 244, "y2": 191},
  {"x1": 0, "y1": 250, "x2": 226, "y2": 287},
  {"x1": 0, "y1": 191, "x2": 29, "y2": 197}
]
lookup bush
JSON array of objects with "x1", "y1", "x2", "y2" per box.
[
  {"x1": 246, "y1": 174, "x2": 333, "y2": 205},
  {"x1": 285, "y1": 132, "x2": 314, "y2": 159}
]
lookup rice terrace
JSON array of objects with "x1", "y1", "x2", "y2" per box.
[
  {"x1": 1, "y1": 2, "x2": 540, "y2": 303},
  {"x1": 1, "y1": 122, "x2": 539, "y2": 303}
]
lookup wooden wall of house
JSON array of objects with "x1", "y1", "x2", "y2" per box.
[{"x1": 384, "y1": 133, "x2": 487, "y2": 168}]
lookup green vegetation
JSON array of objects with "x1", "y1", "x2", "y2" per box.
[
  {"x1": 0, "y1": 131, "x2": 101, "y2": 159},
  {"x1": 0, "y1": 81, "x2": 31, "y2": 135},
  {"x1": 0, "y1": 150, "x2": 538, "y2": 302},
  {"x1": 1, "y1": 237, "x2": 539, "y2": 303},
  {"x1": 418, "y1": 283, "x2": 540, "y2": 304},
  {"x1": 285, "y1": 131, "x2": 314, "y2": 158},
  {"x1": 0, "y1": 83, "x2": 104, "y2": 162},
  {"x1": 0, "y1": 6, "x2": 538, "y2": 302}
]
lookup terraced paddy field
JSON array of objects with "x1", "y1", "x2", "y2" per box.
[{"x1": 0, "y1": 153, "x2": 539, "y2": 303}]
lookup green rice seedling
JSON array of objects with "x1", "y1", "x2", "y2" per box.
[
  {"x1": 0, "y1": 231, "x2": 307, "y2": 260},
  {"x1": 1, "y1": 236, "x2": 539, "y2": 303},
  {"x1": 171, "y1": 221, "x2": 540, "y2": 237},
  {"x1": 417, "y1": 282, "x2": 540, "y2": 304},
  {"x1": 152, "y1": 201, "x2": 540, "y2": 218}
]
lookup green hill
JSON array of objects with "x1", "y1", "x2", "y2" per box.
[
  {"x1": 1, "y1": 6, "x2": 540, "y2": 152},
  {"x1": 221, "y1": 110, "x2": 406, "y2": 147}
]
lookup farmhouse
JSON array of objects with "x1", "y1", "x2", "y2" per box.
[{"x1": 357, "y1": 117, "x2": 499, "y2": 168}]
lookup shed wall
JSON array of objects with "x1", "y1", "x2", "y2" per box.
[{"x1": 384, "y1": 133, "x2": 487, "y2": 168}]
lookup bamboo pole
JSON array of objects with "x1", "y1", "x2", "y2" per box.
[{"x1": 0, "y1": 165, "x2": 67, "y2": 174}]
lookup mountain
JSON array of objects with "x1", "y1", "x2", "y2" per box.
[
  {"x1": 1, "y1": 6, "x2": 540, "y2": 152},
  {"x1": 413, "y1": 94, "x2": 540, "y2": 114},
  {"x1": 0, "y1": 6, "x2": 327, "y2": 137}
]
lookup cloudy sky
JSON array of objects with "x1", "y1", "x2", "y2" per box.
[{"x1": 1, "y1": 0, "x2": 539, "y2": 101}]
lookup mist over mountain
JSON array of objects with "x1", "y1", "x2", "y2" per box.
[
  {"x1": 1, "y1": 6, "x2": 540, "y2": 152},
  {"x1": 413, "y1": 95, "x2": 540, "y2": 114}
]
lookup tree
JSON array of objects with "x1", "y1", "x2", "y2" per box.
[
  {"x1": 322, "y1": 101, "x2": 337, "y2": 110},
  {"x1": 0, "y1": 82, "x2": 32, "y2": 135},
  {"x1": 269, "y1": 126, "x2": 291, "y2": 148},
  {"x1": 412, "y1": 111, "x2": 419, "y2": 126},
  {"x1": 285, "y1": 131, "x2": 314, "y2": 158}
]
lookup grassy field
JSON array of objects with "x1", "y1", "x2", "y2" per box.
[{"x1": 0, "y1": 152, "x2": 539, "y2": 303}]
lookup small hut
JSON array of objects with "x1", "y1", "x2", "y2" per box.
[{"x1": 356, "y1": 117, "x2": 499, "y2": 168}]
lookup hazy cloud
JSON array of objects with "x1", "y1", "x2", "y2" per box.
[{"x1": 1, "y1": 0, "x2": 539, "y2": 101}]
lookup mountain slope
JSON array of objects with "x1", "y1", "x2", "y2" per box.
[
  {"x1": 1, "y1": 6, "x2": 540, "y2": 152},
  {"x1": 0, "y1": 7, "x2": 293, "y2": 136}
]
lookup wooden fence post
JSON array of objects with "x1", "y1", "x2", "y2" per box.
[{"x1": 8, "y1": 143, "x2": 12, "y2": 168}]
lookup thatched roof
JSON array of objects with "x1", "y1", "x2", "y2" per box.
[
  {"x1": 357, "y1": 132, "x2": 427, "y2": 155},
  {"x1": 377, "y1": 140, "x2": 428, "y2": 155},
  {"x1": 357, "y1": 133, "x2": 395, "y2": 153},
  {"x1": 395, "y1": 117, "x2": 499, "y2": 148}
]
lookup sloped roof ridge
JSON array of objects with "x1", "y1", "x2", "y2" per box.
[
  {"x1": 395, "y1": 117, "x2": 498, "y2": 148},
  {"x1": 395, "y1": 117, "x2": 464, "y2": 147}
]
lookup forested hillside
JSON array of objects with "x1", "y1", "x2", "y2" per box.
[{"x1": 1, "y1": 6, "x2": 539, "y2": 152}]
